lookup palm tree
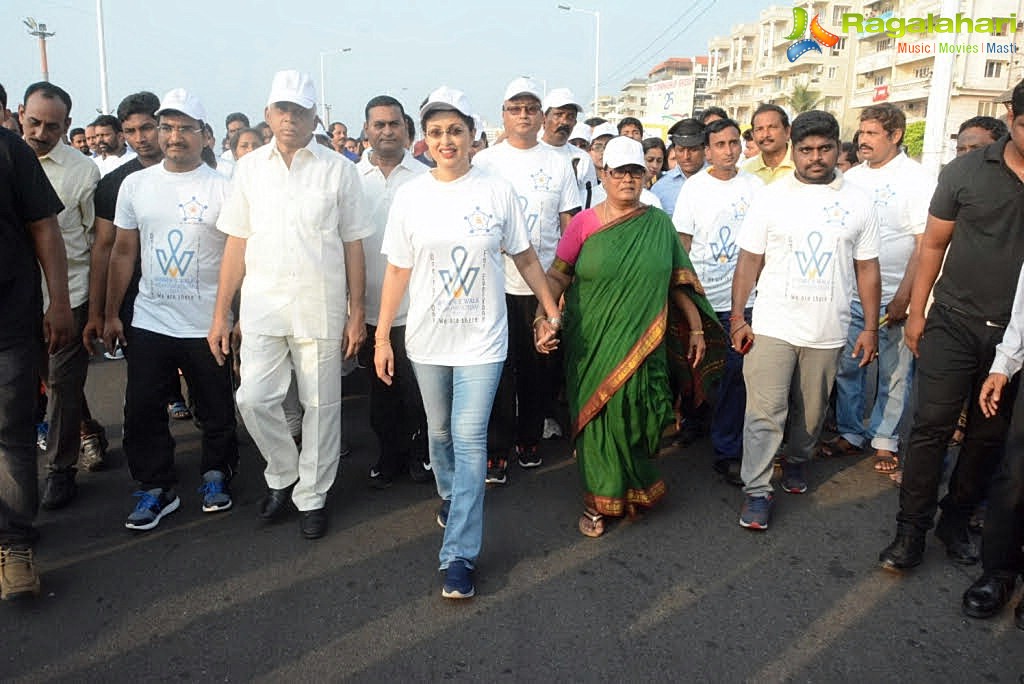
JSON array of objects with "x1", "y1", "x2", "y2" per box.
[{"x1": 787, "y1": 83, "x2": 823, "y2": 113}]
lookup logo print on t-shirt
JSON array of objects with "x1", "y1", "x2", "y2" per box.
[
  {"x1": 822, "y1": 201, "x2": 850, "y2": 229},
  {"x1": 795, "y1": 231, "x2": 833, "y2": 280},
  {"x1": 531, "y1": 169, "x2": 552, "y2": 192},
  {"x1": 710, "y1": 225, "x2": 738, "y2": 264},
  {"x1": 155, "y1": 229, "x2": 195, "y2": 278},
  {"x1": 179, "y1": 196, "x2": 208, "y2": 224},
  {"x1": 465, "y1": 207, "x2": 495, "y2": 235},
  {"x1": 872, "y1": 185, "x2": 895, "y2": 209},
  {"x1": 439, "y1": 246, "x2": 480, "y2": 298}
]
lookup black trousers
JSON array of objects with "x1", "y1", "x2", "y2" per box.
[
  {"x1": 898, "y1": 304, "x2": 1017, "y2": 532},
  {"x1": 0, "y1": 336, "x2": 42, "y2": 547},
  {"x1": 490, "y1": 293, "x2": 549, "y2": 452},
  {"x1": 982, "y1": 379, "x2": 1024, "y2": 574},
  {"x1": 125, "y1": 327, "x2": 238, "y2": 490},
  {"x1": 359, "y1": 324, "x2": 426, "y2": 479}
]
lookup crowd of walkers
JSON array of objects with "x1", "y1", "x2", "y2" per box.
[{"x1": 2, "y1": 69, "x2": 1024, "y2": 620}]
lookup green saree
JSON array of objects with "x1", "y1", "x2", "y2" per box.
[{"x1": 559, "y1": 206, "x2": 725, "y2": 518}]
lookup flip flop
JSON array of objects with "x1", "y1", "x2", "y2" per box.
[
  {"x1": 873, "y1": 450, "x2": 900, "y2": 473},
  {"x1": 578, "y1": 510, "x2": 605, "y2": 538},
  {"x1": 168, "y1": 401, "x2": 192, "y2": 420},
  {"x1": 818, "y1": 436, "x2": 862, "y2": 458}
]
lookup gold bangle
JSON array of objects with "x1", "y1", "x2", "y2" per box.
[
  {"x1": 532, "y1": 315, "x2": 547, "y2": 328},
  {"x1": 690, "y1": 330, "x2": 704, "y2": 336},
  {"x1": 374, "y1": 339, "x2": 391, "y2": 348}
]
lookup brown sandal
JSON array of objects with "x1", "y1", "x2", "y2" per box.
[
  {"x1": 818, "y1": 436, "x2": 862, "y2": 458},
  {"x1": 578, "y1": 510, "x2": 605, "y2": 538},
  {"x1": 873, "y1": 450, "x2": 900, "y2": 473}
]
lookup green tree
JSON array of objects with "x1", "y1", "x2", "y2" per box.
[
  {"x1": 787, "y1": 83, "x2": 823, "y2": 113},
  {"x1": 902, "y1": 120, "x2": 925, "y2": 159}
]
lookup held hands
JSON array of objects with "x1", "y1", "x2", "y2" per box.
[
  {"x1": 532, "y1": 315, "x2": 560, "y2": 354},
  {"x1": 852, "y1": 329, "x2": 879, "y2": 368},
  {"x1": 979, "y1": 372, "x2": 1009, "y2": 418}
]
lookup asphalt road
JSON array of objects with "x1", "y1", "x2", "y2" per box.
[{"x1": 4, "y1": 354, "x2": 1024, "y2": 682}]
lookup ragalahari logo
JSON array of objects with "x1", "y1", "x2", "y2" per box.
[{"x1": 785, "y1": 7, "x2": 841, "y2": 62}]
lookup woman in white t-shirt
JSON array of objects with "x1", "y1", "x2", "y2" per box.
[{"x1": 375, "y1": 87, "x2": 560, "y2": 600}]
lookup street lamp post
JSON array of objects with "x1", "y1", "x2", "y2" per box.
[
  {"x1": 319, "y1": 48, "x2": 352, "y2": 124},
  {"x1": 557, "y1": 4, "x2": 600, "y2": 118},
  {"x1": 23, "y1": 17, "x2": 56, "y2": 82}
]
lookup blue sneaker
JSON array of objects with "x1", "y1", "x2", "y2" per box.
[
  {"x1": 436, "y1": 499, "x2": 450, "y2": 529},
  {"x1": 199, "y1": 470, "x2": 232, "y2": 512},
  {"x1": 739, "y1": 494, "x2": 773, "y2": 530},
  {"x1": 125, "y1": 488, "x2": 180, "y2": 530},
  {"x1": 781, "y1": 460, "x2": 808, "y2": 494},
  {"x1": 442, "y1": 559, "x2": 475, "y2": 599},
  {"x1": 36, "y1": 422, "x2": 48, "y2": 451}
]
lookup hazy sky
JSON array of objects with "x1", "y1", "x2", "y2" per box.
[{"x1": 6, "y1": 0, "x2": 780, "y2": 137}]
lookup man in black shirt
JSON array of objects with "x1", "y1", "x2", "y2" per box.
[
  {"x1": 879, "y1": 79, "x2": 1024, "y2": 573},
  {"x1": 0, "y1": 125, "x2": 73, "y2": 600}
]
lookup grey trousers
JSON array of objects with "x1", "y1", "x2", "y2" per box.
[
  {"x1": 741, "y1": 335, "x2": 843, "y2": 496},
  {"x1": 43, "y1": 302, "x2": 90, "y2": 473}
]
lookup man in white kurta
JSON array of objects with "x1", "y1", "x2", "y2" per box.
[{"x1": 211, "y1": 70, "x2": 370, "y2": 539}]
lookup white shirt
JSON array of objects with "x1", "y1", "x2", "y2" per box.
[
  {"x1": 95, "y1": 150, "x2": 137, "y2": 178},
  {"x1": 355, "y1": 150, "x2": 429, "y2": 326},
  {"x1": 472, "y1": 141, "x2": 580, "y2": 296},
  {"x1": 114, "y1": 162, "x2": 230, "y2": 338},
  {"x1": 737, "y1": 171, "x2": 880, "y2": 349},
  {"x1": 539, "y1": 139, "x2": 599, "y2": 208},
  {"x1": 37, "y1": 140, "x2": 100, "y2": 309},
  {"x1": 218, "y1": 138, "x2": 372, "y2": 339},
  {"x1": 673, "y1": 167, "x2": 763, "y2": 312},
  {"x1": 382, "y1": 166, "x2": 531, "y2": 366},
  {"x1": 993, "y1": 263, "x2": 1024, "y2": 378},
  {"x1": 843, "y1": 152, "x2": 934, "y2": 305}
]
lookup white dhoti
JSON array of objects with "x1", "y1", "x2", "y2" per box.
[{"x1": 237, "y1": 334, "x2": 342, "y2": 511}]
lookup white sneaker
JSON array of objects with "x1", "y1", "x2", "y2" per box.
[{"x1": 542, "y1": 418, "x2": 563, "y2": 440}]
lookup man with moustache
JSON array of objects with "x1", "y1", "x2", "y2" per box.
[
  {"x1": 355, "y1": 95, "x2": 430, "y2": 487},
  {"x1": 211, "y1": 70, "x2": 370, "y2": 540},
  {"x1": 743, "y1": 104, "x2": 795, "y2": 185},
  {"x1": 540, "y1": 88, "x2": 598, "y2": 209},
  {"x1": 672, "y1": 118, "x2": 764, "y2": 486},
  {"x1": 91, "y1": 114, "x2": 135, "y2": 177},
  {"x1": 879, "y1": 80, "x2": 1024, "y2": 573},
  {"x1": 731, "y1": 110, "x2": 880, "y2": 530},
  {"x1": 104, "y1": 89, "x2": 238, "y2": 530},
  {"x1": 824, "y1": 104, "x2": 934, "y2": 480},
  {"x1": 651, "y1": 118, "x2": 706, "y2": 216},
  {"x1": 473, "y1": 77, "x2": 580, "y2": 482},
  {"x1": 18, "y1": 82, "x2": 101, "y2": 510}
]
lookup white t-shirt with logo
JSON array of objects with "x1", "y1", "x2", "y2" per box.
[
  {"x1": 472, "y1": 141, "x2": 580, "y2": 295},
  {"x1": 736, "y1": 172, "x2": 880, "y2": 349},
  {"x1": 539, "y1": 139, "x2": 599, "y2": 208},
  {"x1": 382, "y1": 166, "x2": 531, "y2": 365},
  {"x1": 114, "y1": 162, "x2": 230, "y2": 338},
  {"x1": 843, "y1": 152, "x2": 933, "y2": 305},
  {"x1": 673, "y1": 168, "x2": 763, "y2": 311}
]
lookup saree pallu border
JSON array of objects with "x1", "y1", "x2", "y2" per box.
[{"x1": 572, "y1": 303, "x2": 668, "y2": 439}]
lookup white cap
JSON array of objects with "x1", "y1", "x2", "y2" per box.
[
  {"x1": 568, "y1": 122, "x2": 592, "y2": 143},
  {"x1": 590, "y1": 122, "x2": 618, "y2": 140},
  {"x1": 473, "y1": 114, "x2": 484, "y2": 141},
  {"x1": 155, "y1": 88, "x2": 207, "y2": 122},
  {"x1": 420, "y1": 86, "x2": 475, "y2": 119},
  {"x1": 542, "y1": 88, "x2": 583, "y2": 113},
  {"x1": 602, "y1": 136, "x2": 645, "y2": 169},
  {"x1": 503, "y1": 77, "x2": 542, "y2": 102},
  {"x1": 267, "y1": 69, "x2": 317, "y2": 109}
]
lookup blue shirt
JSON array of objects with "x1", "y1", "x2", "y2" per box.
[{"x1": 650, "y1": 164, "x2": 706, "y2": 216}]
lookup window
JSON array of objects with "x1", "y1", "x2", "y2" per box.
[
  {"x1": 913, "y1": 66, "x2": 933, "y2": 79},
  {"x1": 832, "y1": 5, "x2": 850, "y2": 25},
  {"x1": 876, "y1": 38, "x2": 893, "y2": 52},
  {"x1": 832, "y1": 37, "x2": 847, "y2": 54},
  {"x1": 985, "y1": 60, "x2": 1003, "y2": 78},
  {"x1": 978, "y1": 101, "x2": 1001, "y2": 117},
  {"x1": 828, "y1": 66, "x2": 838, "y2": 80},
  {"x1": 874, "y1": 74, "x2": 886, "y2": 86}
]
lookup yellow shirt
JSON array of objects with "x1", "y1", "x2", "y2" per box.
[{"x1": 742, "y1": 144, "x2": 795, "y2": 185}]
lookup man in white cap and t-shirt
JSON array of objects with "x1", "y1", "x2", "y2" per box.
[
  {"x1": 103, "y1": 88, "x2": 238, "y2": 531},
  {"x1": 210, "y1": 70, "x2": 371, "y2": 540},
  {"x1": 540, "y1": 87, "x2": 598, "y2": 208},
  {"x1": 473, "y1": 77, "x2": 580, "y2": 485}
]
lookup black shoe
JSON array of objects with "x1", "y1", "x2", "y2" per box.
[
  {"x1": 368, "y1": 467, "x2": 394, "y2": 490},
  {"x1": 713, "y1": 458, "x2": 744, "y2": 487},
  {"x1": 408, "y1": 430, "x2": 432, "y2": 483},
  {"x1": 878, "y1": 529, "x2": 925, "y2": 571},
  {"x1": 935, "y1": 512, "x2": 979, "y2": 565},
  {"x1": 41, "y1": 471, "x2": 77, "y2": 510},
  {"x1": 259, "y1": 484, "x2": 294, "y2": 521},
  {"x1": 300, "y1": 508, "x2": 327, "y2": 539},
  {"x1": 962, "y1": 572, "x2": 1016, "y2": 619}
]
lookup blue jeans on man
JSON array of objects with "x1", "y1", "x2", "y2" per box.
[
  {"x1": 835, "y1": 300, "x2": 915, "y2": 453},
  {"x1": 712, "y1": 309, "x2": 751, "y2": 464}
]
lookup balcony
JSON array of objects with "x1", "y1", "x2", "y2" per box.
[{"x1": 855, "y1": 50, "x2": 894, "y2": 74}]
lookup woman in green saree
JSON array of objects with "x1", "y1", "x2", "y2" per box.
[{"x1": 537, "y1": 136, "x2": 725, "y2": 537}]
